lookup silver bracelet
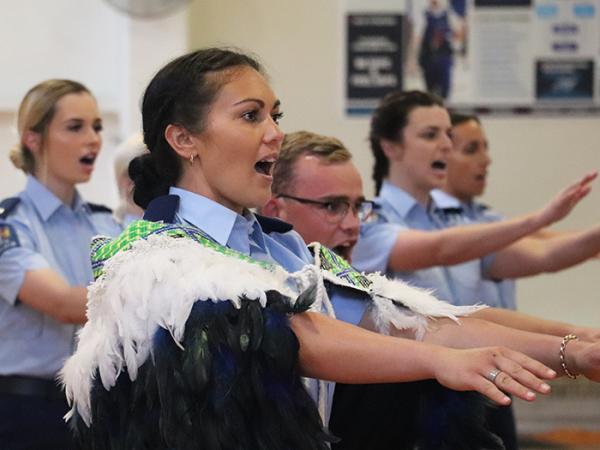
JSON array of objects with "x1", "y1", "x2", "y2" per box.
[{"x1": 559, "y1": 333, "x2": 579, "y2": 379}]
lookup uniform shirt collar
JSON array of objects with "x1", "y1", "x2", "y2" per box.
[
  {"x1": 430, "y1": 189, "x2": 463, "y2": 210},
  {"x1": 378, "y1": 180, "x2": 424, "y2": 219},
  {"x1": 169, "y1": 187, "x2": 238, "y2": 246},
  {"x1": 229, "y1": 211, "x2": 268, "y2": 255},
  {"x1": 169, "y1": 187, "x2": 268, "y2": 253},
  {"x1": 24, "y1": 175, "x2": 86, "y2": 221},
  {"x1": 429, "y1": 189, "x2": 487, "y2": 219}
]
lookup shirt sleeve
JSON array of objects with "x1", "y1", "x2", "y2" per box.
[
  {"x1": 352, "y1": 222, "x2": 407, "y2": 274},
  {"x1": 0, "y1": 220, "x2": 50, "y2": 305},
  {"x1": 272, "y1": 230, "x2": 314, "y2": 264},
  {"x1": 328, "y1": 285, "x2": 369, "y2": 326}
]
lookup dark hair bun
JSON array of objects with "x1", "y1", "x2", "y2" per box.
[{"x1": 129, "y1": 153, "x2": 170, "y2": 209}]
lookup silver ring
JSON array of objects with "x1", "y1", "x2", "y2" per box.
[{"x1": 487, "y1": 369, "x2": 501, "y2": 383}]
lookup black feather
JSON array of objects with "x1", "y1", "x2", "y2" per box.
[
  {"x1": 330, "y1": 380, "x2": 505, "y2": 450},
  {"x1": 293, "y1": 283, "x2": 318, "y2": 313},
  {"x1": 69, "y1": 289, "x2": 333, "y2": 450}
]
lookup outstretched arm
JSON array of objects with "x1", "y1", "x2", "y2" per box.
[
  {"x1": 291, "y1": 311, "x2": 554, "y2": 405},
  {"x1": 387, "y1": 172, "x2": 596, "y2": 272},
  {"x1": 488, "y1": 224, "x2": 600, "y2": 279},
  {"x1": 470, "y1": 308, "x2": 600, "y2": 343},
  {"x1": 362, "y1": 310, "x2": 600, "y2": 383},
  {"x1": 532, "y1": 228, "x2": 600, "y2": 259},
  {"x1": 420, "y1": 315, "x2": 600, "y2": 383}
]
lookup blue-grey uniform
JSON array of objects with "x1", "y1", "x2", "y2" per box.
[
  {"x1": 430, "y1": 189, "x2": 517, "y2": 310},
  {"x1": 144, "y1": 187, "x2": 370, "y2": 423},
  {"x1": 429, "y1": 191, "x2": 520, "y2": 449},
  {"x1": 0, "y1": 176, "x2": 122, "y2": 449},
  {"x1": 352, "y1": 181, "x2": 495, "y2": 307},
  {"x1": 352, "y1": 181, "x2": 517, "y2": 450}
]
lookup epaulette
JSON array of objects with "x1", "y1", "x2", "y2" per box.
[
  {"x1": 437, "y1": 207, "x2": 464, "y2": 215},
  {"x1": 143, "y1": 195, "x2": 179, "y2": 223},
  {"x1": 255, "y1": 214, "x2": 293, "y2": 234},
  {"x1": 87, "y1": 202, "x2": 113, "y2": 214},
  {"x1": 0, "y1": 197, "x2": 21, "y2": 219}
]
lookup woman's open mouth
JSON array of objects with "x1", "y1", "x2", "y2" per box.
[
  {"x1": 80, "y1": 154, "x2": 97, "y2": 166},
  {"x1": 255, "y1": 159, "x2": 275, "y2": 176},
  {"x1": 431, "y1": 160, "x2": 447, "y2": 171}
]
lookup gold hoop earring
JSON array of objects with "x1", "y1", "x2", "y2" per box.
[{"x1": 189, "y1": 154, "x2": 195, "y2": 166}]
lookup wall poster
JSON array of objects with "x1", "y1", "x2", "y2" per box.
[{"x1": 345, "y1": 0, "x2": 600, "y2": 114}]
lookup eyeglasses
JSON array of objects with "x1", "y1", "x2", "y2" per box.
[{"x1": 277, "y1": 194, "x2": 375, "y2": 223}]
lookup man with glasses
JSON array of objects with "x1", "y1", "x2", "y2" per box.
[
  {"x1": 262, "y1": 131, "x2": 372, "y2": 263},
  {"x1": 262, "y1": 131, "x2": 507, "y2": 449}
]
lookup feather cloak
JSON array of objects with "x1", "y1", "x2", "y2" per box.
[{"x1": 61, "y1": 221, "x2": 493, "y2": 449}]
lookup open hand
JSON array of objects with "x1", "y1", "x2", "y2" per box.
[
  {"x1": 433, "y1": 346, "x2": 556, "y2": 405},
  {"x1": 537, "y1": 172, "x2": 597, "y2": 227}
]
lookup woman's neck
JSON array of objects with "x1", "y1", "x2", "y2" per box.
[
  {"x1": 386, "y1": 170, "x2": 430, "y2": 207},
  {"x1": 443, "y1": 186, "x2": 473, "y2": 205},
  {"x1": 34, "y1": 172, "x2": 76, "y2": 206},
  {"x1": 176, "y1": 175, "x2": 244, "y2": 216}
]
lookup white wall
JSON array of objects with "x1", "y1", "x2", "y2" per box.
[
  {"x1": 188, "y1": 0, "x2": 599, "y2": 325},
  {"x1": 0, "y1": 0, "x2": 188, "y2": 207}
]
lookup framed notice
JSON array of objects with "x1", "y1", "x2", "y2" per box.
[
  {"x1": 344, "y1": 0, "x2": 600, "y2": 115},
  {"x1": 346, "y1": 13, "x2": 405, "y2": 114}
]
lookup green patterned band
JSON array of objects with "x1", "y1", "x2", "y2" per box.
[
  {"x1": 91, "y1": 220, "x2": 276, "y2": 280},
  {"x1": 313, "y1": 244, "x2": 372, "y2": 293},
  {"x1": 91, "y1": 220, "x2": 371, "y2": 300}
]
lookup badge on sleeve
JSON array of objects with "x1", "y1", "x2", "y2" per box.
[{"x1": 0, "y1": 223, "x2": 20, "y2": 257}]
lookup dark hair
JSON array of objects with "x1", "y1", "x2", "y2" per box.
[
  {"x1": 370, "y1": 90, "x2": 443, "y2": 195},
  {"x1": 129, "y1": 48, "x2": 263, "y2": 208},
  {"x1": 450, "y1": 112, "x2": 480, "y2": 127},
  {"x1": 273, "y1": 131, "x2": 352, "y2": 195}
]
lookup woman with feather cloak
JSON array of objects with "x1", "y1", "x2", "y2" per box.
[{"x1": 59, "y1": 48, "x2": 600, "y2": 450}]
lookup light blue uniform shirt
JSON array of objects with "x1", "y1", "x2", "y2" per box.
[
  {"x1": 431, "y1": 189, "x2": 516, "y2": 310},
  {"x1": 170, "y1": 187, "x2": 368, "y2": 325},
  {"x1": 352, "y1": 181, "x2": 494, "y2": 306},
  {"x1": 169, "y1": 187, "x2": 369, "y2": 423},
  {"x1": 0, "y1": 176, "x2": 122, "y2": 378}
]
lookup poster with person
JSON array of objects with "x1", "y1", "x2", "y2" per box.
[{"x1": 345, "y1": 0, "x2": 600, "y2": 114}]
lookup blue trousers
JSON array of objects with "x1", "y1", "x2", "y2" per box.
[{"x1": 0, "y1": 393, "x2": 74, "y2": 450}]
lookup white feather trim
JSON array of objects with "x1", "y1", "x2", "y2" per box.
[
  {"x1": 60, "y1": 234, "x2": 297, "y2": 426},
  {"x1": 60, "y1": 233, "x2": 486, "y2": 427},
  {"x1": 367, "y1": 272, "x2": 486, "y2": 339}
]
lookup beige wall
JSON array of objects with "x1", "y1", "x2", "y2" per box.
[{"x1": 189, "y1": 0, "x2": 599, "y2": 325}]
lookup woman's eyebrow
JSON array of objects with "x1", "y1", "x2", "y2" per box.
[
  {"x1": 233, "y1": 98, "x2": 281, "y2": 109},
  {"x1": 61, "y1": 117, "x2": 84, "y2": 124},
  {"x1": 234, "y1": 98, "x2": 263, "y2": 107}
]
